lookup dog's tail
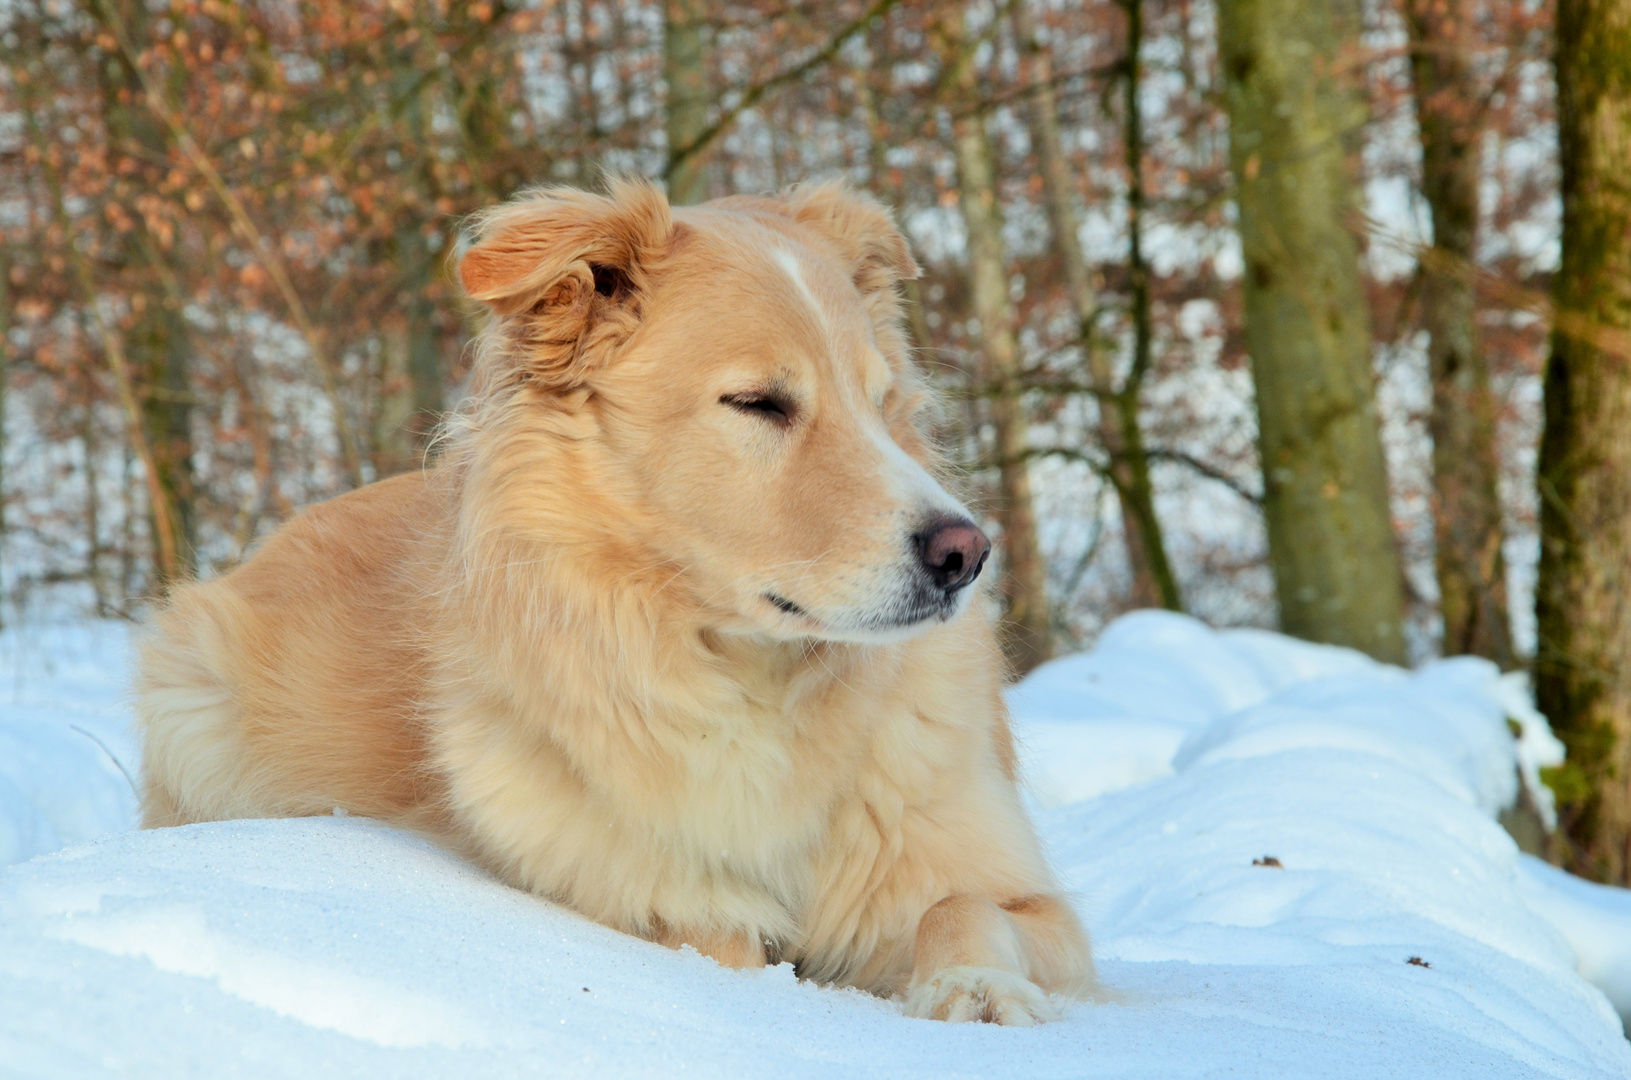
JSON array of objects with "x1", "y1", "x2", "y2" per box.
[{"x1": 133, "y1": 585, "x2": 261, "y2": 828}]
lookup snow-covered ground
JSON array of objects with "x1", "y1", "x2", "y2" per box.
[
  {"x1": 2, "y1": 610, "x2": 1629, "y2": 1078},
  {"x1": 0, "y1": 619, "x2": 139, "y2": 868}
]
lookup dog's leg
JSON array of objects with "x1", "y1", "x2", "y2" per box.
[
  {"x1": 652, "y1": 923, "x2": 767, "y2": 970},
  {"x1": 903, "y1": 893, "x2": 1090, "y2": 1026},
  {"x1": 997, "y1": 893, "x2": 1096, "y2": 997}
]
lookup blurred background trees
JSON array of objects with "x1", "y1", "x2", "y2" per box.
[{"x1": 6, "y1": 0, "x2": 1629, "y2": 878}]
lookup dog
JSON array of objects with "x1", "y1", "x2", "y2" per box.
[{"x1": 135, "y1": 179, "x2": 1095, "y2": 1025}]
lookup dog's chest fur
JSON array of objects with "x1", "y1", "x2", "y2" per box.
[{"x1": 429, "y1": 619, "x2": 981, "y2": 963}]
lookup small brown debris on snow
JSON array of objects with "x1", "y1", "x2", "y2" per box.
[
  {"x1": 1406, "y1": 956, "x2": 1430, "y2": 968},
  {"x1": 1252, "y1": 856, "x2": 1283, "y2": 868}
]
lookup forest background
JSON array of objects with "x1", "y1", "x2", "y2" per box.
[{"x1": 4, "y1": 0, "x2": 1630, "y2": 884}]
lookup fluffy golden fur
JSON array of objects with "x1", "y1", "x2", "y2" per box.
[{"x1": 135, "y1": 179, "x2": 1095, "y2": 1024}]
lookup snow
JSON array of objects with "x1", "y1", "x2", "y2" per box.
[
  {"x1": 1496, "y1": 674, "x2": 1569, "y2": 829},
  {"x1": 0, "y1": 619, "x2": 139, "y2": 867},
  {"x1": 1518, "y1": 855, "x2": 1631, "y2": 1025},
  {"x1": 2, "y1": 609, "x2": 1629, "y2": 1077}
]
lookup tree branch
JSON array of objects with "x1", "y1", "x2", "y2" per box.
[
  {"x1": 947, "y1": 60, "x2": 1123, "y2": 121},
  {"x1": 983, "y1": 445, "x2": 1262, "y2": 506},
  {"x1": 664, "y1": 0, "x2": 902, "y2": 181}
]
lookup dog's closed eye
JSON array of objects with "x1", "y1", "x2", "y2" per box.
[{"x1": 721, "y1": 391, "x2": 796, "y2": 426}]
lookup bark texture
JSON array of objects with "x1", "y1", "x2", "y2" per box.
[
  {"x1": 1405, "y1": 0, "x2": 1515, "y2": 667},
  {"x1": 1218, "y1": 0, "x2": 1408, "y2": 663},
  {"x1": 1013, "y1": 0, "x2": 1180, "y2": 612},
  {"x1": 1534, "y1": 0, "x2": 1631, "y2": 884},
  {"x1": 135, "y1": 297, "x2": 195, "y2": 580},
  {"x1": 664, "y1": 0, "x2": 711, "y2": 206},
  {"x1": 940, "y1": 9, "x2": 1052, "y2": 675},
  {"x1": 101, "y1": 0, "x2": 195, "y2": 585}
]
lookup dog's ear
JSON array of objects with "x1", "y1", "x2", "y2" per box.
[
  {"x1": 458, "y1": 178, "x2": 671, "y2": 389},
  {"x1": 777, "y1": 181, "x2": 920, "y2": 297}
]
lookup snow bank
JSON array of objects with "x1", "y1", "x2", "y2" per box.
[
  {"x1": 1008, "y1": 613, "x2": 1387, "y2": 807},
  {"x1": 2, "y1": 611, "x2": 1629, "y2": 1078},
  {"x1": 0, "y1": 620, "x2": 138, "y2": 865},
  {"x1": 1518, "y1": 854, "x2": 1631, "y2": 1024}
]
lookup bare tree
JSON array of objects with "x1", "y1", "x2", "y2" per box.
[
  {"x1": 0, "y1": 234, "x2": 9, "y2": 617},
  {"x1": 1534, "y1": 0, "x2": 1631, "y2": 884},
  {"x1": 1405, "y1": 0, "x2": 1515, "y2": 666},
  {"x1": 1216, "y1": 0, "x2": 1407, "y2": 663},
  {"x1": 33, "y1": 120, "x2": 181, "y2": 587},
  {"x1": 665, "y1": 0, "x2": 712, "y2": 205},
  {"x1": 936, "y1": 5, "x2": 1051, "y2": 674},
  {"x1": 88, "y1": 0, "x2": 197, "y2": 583}
]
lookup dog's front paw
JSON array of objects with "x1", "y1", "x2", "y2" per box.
[{"x1": 903, "y1": 965, "x2": 1061, "y2": 1026}]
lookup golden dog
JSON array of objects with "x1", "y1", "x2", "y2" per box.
[{"x1": 135, "y1": 180, "x2": 1095, "y2": 1024}]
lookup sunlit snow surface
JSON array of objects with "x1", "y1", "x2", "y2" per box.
[{"x1": 2, "y1": 610, "x2": 1628, "y2": 1078}]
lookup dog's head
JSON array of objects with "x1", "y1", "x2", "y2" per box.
[{"x1": 456, "y1": 179, "x2": 989, "y2": 644}]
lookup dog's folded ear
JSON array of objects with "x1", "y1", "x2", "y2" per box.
[
  {"x1": 777, "y1": 181, "x2": 921, "y2": 297},
  {"x1": 458, "y1": 179, "x2": 672, "y2": 389}
]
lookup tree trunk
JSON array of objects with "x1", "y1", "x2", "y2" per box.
[
  {"x1": 1112, "y1": 0, "x2": 1183, "y2": 614},
  {"x1": 375, "y1": 321, "x2": 417, "y2": 474},
  {"x1": 376, "y1": 218, "x2": 445, "y2": 477},
  {"x1": 25, "y1": 57, "x2": 182, "y2": 590},
  {"x1": 0, "y1": 242, "x2": 8, "y2": 624},
  {"x1": 1012, "y1": 0, "x2": 1180, "y2": 613},
  {"x1": 373, "y1": 313, "x2": 441, "y2": 473},
  {"x1": 98, "y1": 0, "x2": 196, "y2": 586},
  {"x1": 1533, "y1": 0, "x2": 1631, "y2": 885},
  {"x1": 373, "y1": 62, "x2": 445, "y2": 478},
  {"x1": 664, "y1": 0, "x2": 711, "y2": 206},
  {"x1": 1217, "y1": 0, "x2": 1408, "y2": 663},
  {"x1": 938, "y1": 9, "x2": 1052, "y2": 675},
  {"x1": 1405, "y1": 0, "x2": 1515, "y2": 667},
  {"x1": 79, "y1": 383, "x2": 106, "y2": 612},
  {"x1": 137, "y1": 301, "x2": 195, "y2": 580},
  {"x1": 119, "y1": 441, "x2": 136, "y2": 606}
]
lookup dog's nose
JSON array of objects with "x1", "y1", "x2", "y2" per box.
[{"x1": 915, "y1": 517, "x2": 992, "y2": 593}]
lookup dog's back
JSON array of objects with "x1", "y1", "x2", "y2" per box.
[{"x1": 137, "y1": 472, "x2": 451, "y2": 833}]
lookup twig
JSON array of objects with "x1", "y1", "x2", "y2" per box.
[
  {"x1": 948, "y1": 60, "x2": 1124, "y2": 121},
  {"x1": 69, "y1": 725, "x2": 139, "y2": 799},
  {"x1": 664, "y1": 0, "x2": 903, "y2": 180},
  {"x1": 1145, "y1": 448, "x2": 1264, "y2": 506}
]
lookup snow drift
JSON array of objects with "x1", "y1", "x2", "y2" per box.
[{"x1": 2, "y1": 610, "x2": 1628, "y2": 1078}]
